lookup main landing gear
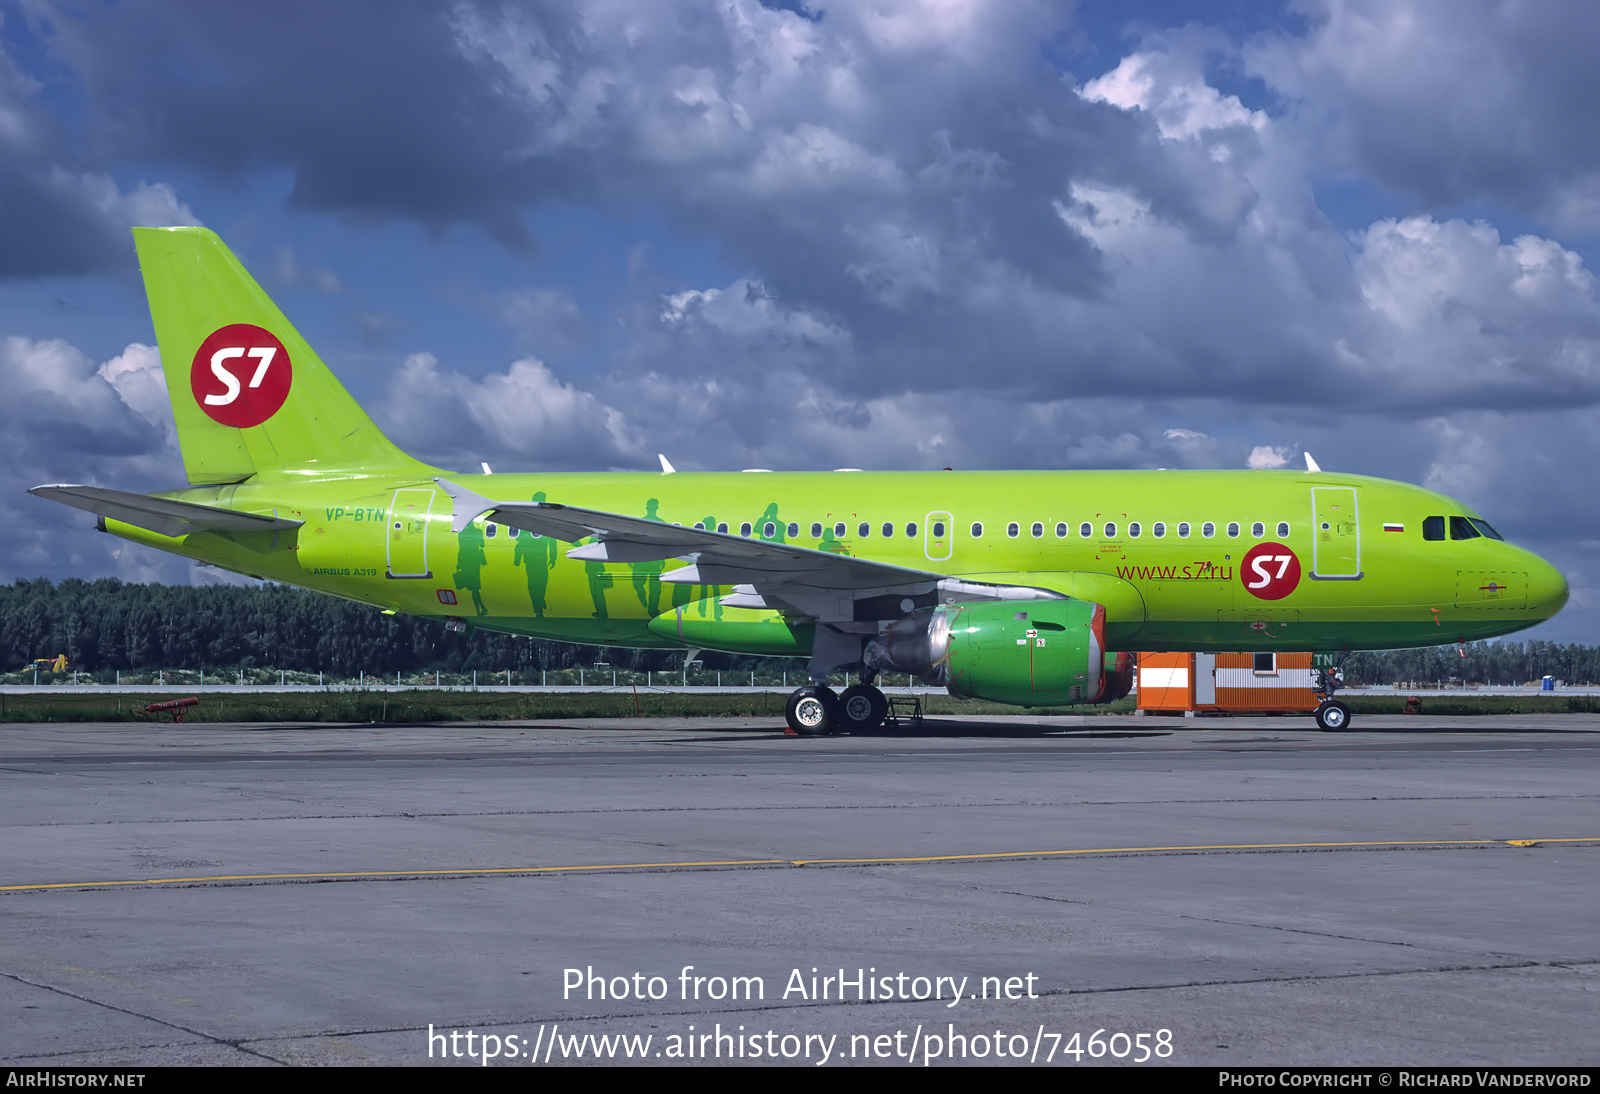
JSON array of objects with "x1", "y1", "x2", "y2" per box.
[{"x1": 784, "y1": 679, "x2": 889, "y2": 735}]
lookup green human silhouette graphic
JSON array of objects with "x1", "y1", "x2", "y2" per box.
[
  {"x1": 585, "y1": 549, "x2": 611, "y2": 620},
  {"x1": 512, "y1": 490, "x2": 557, "y2": 617},
  {"x1": 453, "y1": 520, "x2": 488, "y2": 616},
  {"x1": 756, "y1": 502, "x2": 786, "y2": 543},
  {"x1": 630, "y1": 498, "x2": 666, "y2": 617},
  {"x1": 693, "y1": 514, "x2": 722, "y2": 619}
]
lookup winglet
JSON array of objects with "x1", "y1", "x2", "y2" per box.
[
  {"x1": 1305, "y1": 452, "x2": 1322, "y2": 473},
  {"x1": 659, "y1": 454, "x2": 676, "y2": 475},
  {"x1": 434, "y1": 477, "x2": 497, "y2": 533}
]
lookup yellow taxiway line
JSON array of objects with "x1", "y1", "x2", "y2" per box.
[{"x1": 3, "y1": 837, "x2": 1595, "y2": 893}]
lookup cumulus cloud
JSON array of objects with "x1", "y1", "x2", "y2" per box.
[
  {"x1": 1248, "y1": 0, "x2": 1600, "y2": 232},
  {"x1": 0, "y1": 27, "x2": 197, "y2": 278},
  {"x1": 1246, "y1": 445, "x2": 1291, "y2": 470},
  {"x1": 377, "y1": 351, "x2": 643, "y2": 471},
  {"x1": 0, "y1": 337, "x2": 186, "y2": 582},
  {"x1": 1344, "y1": 217, "x2": 1600, "y2": 408},
  {"x1": 1081, "y1": 42, "x2": 1265, "y2": 142},
  {"x1": 97, "y1": 343, "x2": 170, "y2": 430}
]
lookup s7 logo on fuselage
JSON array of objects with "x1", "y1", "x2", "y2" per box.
[
  {"x1": 1241, "y1": 542, "x2": 1301, "y2": 600},
  {"x1": 190, "y1": 323, "x2": 292, "y2": 428}
]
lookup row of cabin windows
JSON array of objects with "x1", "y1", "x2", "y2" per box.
[
  {"x1": 483, "y1": 520, "x2": 937, "y2": 539},
  {"x1": 484, "y1": 518, "x2": 1294, "y2": 541},
  {"x1": 971, "y1": 520, "x2": 1293, "y2": 541},
  {"x1": 1422, "y1": 516, "x2": 1503, "y2": 542}
]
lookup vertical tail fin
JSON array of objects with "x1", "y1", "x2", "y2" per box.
[{"x1": 132, "y1": 226, "x2": 425, "y2": 484}]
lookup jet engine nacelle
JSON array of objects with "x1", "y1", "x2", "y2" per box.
[{"x1": 865, "y1": 598, "x2": 1117, "y2": 707}]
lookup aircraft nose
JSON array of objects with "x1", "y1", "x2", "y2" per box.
[{"x1": 1527, "y1": 555, "x2": 1570, "y2": 620}]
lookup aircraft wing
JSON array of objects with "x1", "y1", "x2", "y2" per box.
[
  {"x1": 435, "y1": 478, "x2": 1060, "y2": 622},
  {"x1": 29, "y1": 485, "x2": 303, "y2": 539}
]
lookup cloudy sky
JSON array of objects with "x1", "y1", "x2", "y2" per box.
[{"x1": 2, "y1": 0, "x2": 1597, "y2": 642}]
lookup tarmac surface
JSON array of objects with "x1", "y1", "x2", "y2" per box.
[{"x1": 2, "y1": 713, "x2": 1596, "y2": 1068}]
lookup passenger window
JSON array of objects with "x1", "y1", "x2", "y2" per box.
[
  {"x1": 1055, "y1": 522, "x2": 1067, "y2": 538},
  {"x1": 1104, "y1": 522, "x2": 1117, "y2": 538},
  {"x1": 1202, "y1": 522, "x2": 1215, "y2": 538},
  {"x1": 811, "y1": 522, "x2": 823, "y2": 538},
  {"x1": 1277, "y1": 522, "x2": 1289, "y2": 537},
  {"x1": 1080, "y1": 522, "x2": 1093, "y2": 538},
  {"x1": 1251, "y1": 522, "x2": 1264, "y2": 538},
  {"x1": 1449, "y1": 516, "x2": 1481, "y2": 540},
  {"x1": 858, "y1": 522, "x2": 870, "y2": 538},
  {"x1": 485, "y1": 522, "x2": 497, "y2": 538},
  {"x1": 906, "y1": 522, "x2": 917, "y2": 537},
  {"x1": 694, "y1": 522, "x2": 705, "y2": 530},
  {"x1": 1227, "y1": 522, "x2": 1240, "y2": 538},
  {"x1": 787, "y1": 522, "x2": 798, "y2": 537},
  {"x1": 1423, "y1": 516, "x2": 1445, "y2": 541},
  {"x1": 1032, "y1": 522, "x2": 1043, "y2": 538},
  {"x1": 1129, "y1": 522, "x2": 1141, "y2": 538},
  {"x1": 509, "y1": 526, "x2": 520, "y2": 537},
  {"x1": 933, "y1": 521, "x2": 946, "y2": 537},
  {"x1": 882, "y1": 523, "x2": 894, "y2": 537},
  {"x1": 1007, "y1": 522, "x2": 1019, "y2": 538},
  {"x1": 717, "y1": 523, "x2": 728, "y2": 534},
  {"x1": 1178, "y1": 522, "x2": 1190, "y2": 538},
  {"x1": 740, "y1": 523, "x2": 752, "y2": 537},
  {"x1": 971, "y1": 522, "x2": 984, "y2": 538},
  {"x1": 1153, "y1": 522, "x2": 1166, "y2": 538},
  {"x1": 834, "y1": 522, "x2": 847, "y2": 537},
  {"x1": 763, "y1": 522, "x2": 776, "y2": 537}
]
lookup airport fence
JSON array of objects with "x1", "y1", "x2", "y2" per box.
[{"x1": 0, "y1": 666, "x2": 927, "y2": 691}]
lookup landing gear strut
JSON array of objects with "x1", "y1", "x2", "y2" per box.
[{"x1": 1313, "y1": 652, "x2": 1354, "y2": 732}]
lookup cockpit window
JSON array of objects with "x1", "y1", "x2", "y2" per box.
[
  {"x1": 1449, "y1": 516, "x2": 1481, "y2": 540},
  {"x1": 1423, "y1": 516, "x2": 1445, "y2": 541},
  {"x1": 1470, "y1": 518, "x2": 1504, "y2": 541}
]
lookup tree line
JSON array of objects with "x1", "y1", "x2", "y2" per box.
[
  {"x1": 3, "y1": 578, "x2": 1594, "y2": 684},
  {"x1": 0, "y1": 578, "x2": 702, "y2": 675}
]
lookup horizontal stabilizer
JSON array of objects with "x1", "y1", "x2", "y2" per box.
[{"x1": 29, "y1": 485, "x2": 303, "y2": 539}]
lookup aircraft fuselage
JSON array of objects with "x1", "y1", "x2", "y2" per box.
[{"x1": 105, "y1": 467, "x2": 1568, "y2": 657}]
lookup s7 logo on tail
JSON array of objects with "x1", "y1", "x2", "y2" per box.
[
  {"x1": 1241, "y1": 542, "x2": 1301, "y2": 600},
  {"x1": 190, "y1": 323, "x2": 292, "y2": 428}
]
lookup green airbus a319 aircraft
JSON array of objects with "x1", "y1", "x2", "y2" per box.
[{"x1": 31, "y1": 228, "x2": 1569, "y2": 734}]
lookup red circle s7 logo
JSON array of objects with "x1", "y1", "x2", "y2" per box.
[
  {"x1": 190, "y1": 324, "x2": 292, "y2": 428},
  {"x1": 1240, "y1": 542, "x2": 1301, "y2": 601}
]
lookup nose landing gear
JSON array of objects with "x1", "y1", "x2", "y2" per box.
[
  {"x1": 1313, "y1": 698, "x2": 1351, "y2": 731},
  {"x1": 1313, "y1": 652, "x2": 1353, "y2": 732}
]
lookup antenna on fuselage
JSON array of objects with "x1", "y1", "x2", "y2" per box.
[{"x1": 1304, "y1": 452, "x2": 1322, "y2": 473}]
